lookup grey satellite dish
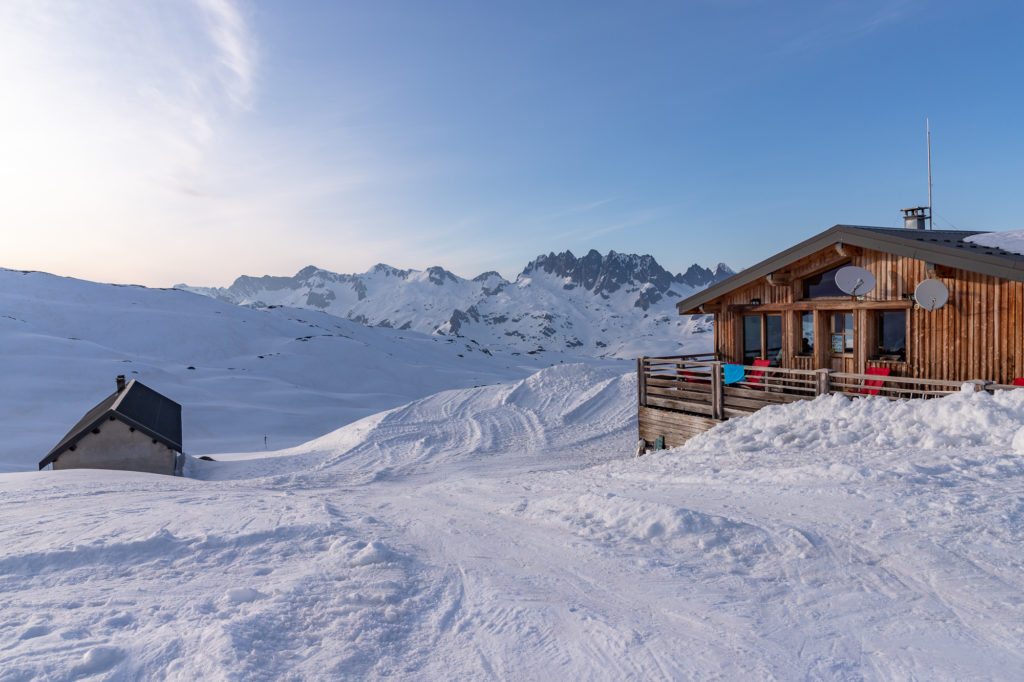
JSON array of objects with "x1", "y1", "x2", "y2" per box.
[
  {"x1": 914, "y1": 279, "x2": 949, "y2": 311},
  {"x1": 835, "y1": 266, "x2": 876, "y2": 296}
]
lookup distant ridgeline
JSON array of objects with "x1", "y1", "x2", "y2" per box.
[{"x1": 178, "y1": 250, "x2": 733, "y2": 359}]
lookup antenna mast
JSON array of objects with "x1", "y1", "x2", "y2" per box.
[{"x1": 927, "y1": 118, "x2": 932, "y2": 230}]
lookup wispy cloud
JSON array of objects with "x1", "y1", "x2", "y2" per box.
[
  {"x1": 196, "y1": 0, "x2": 257, "y2": 109},
  {"x1": 0, "y1": 0, "x2": 258, "y2": 173},
  {"x1": 0, "y1": 0, "x2": 265, "y2": 283},
  {"x1": 770, "y1": 0, "x2": 916, "y2": 58},
  {"x1": 523, "y1": 198, "x2": 617, "y2": 225}
]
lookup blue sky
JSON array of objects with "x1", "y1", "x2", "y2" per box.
[{"x1": 2, "y1": 1, "x2": 1023, "y2": 286}]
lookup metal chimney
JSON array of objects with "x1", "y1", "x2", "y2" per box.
[
  {"x1": 116, "y1": 375, "x2": 126, "y2": 392},
  {"x1": 901, "y1": 206, "x2": 929, "y2": 230}
]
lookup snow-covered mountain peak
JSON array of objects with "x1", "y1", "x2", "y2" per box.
[
  {"x1": 368, "y1": 263, "x2": 412, "y2": 278},
  {"x1": 714, "y1": 262, "x2": 735, "y2": 277},
  {"x1": 178, "y1": 249, "x2": 731, "y2": 358},
  {"x1": 422, "y1": 266, "x2": 460, "y2": 286}
]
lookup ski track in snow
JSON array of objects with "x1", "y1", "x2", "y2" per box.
[{"x1": 3, "y1": 365, "x2": 1024, "y2": 679}]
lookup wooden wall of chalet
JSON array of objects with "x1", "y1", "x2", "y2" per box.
[{"x1": 706, "y1": 245, "x2": 1024, "y2": 384}]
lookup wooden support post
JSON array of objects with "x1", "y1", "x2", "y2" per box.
[
  {"x1": 816, "y1": 368, "x2": 832, "y2": 396},
  {"x1": 637, "y1": 357, "x2": 648, "y2": 407},
  {"x1": 710, "y1": 361, "x2": 724, "y2": 420}
]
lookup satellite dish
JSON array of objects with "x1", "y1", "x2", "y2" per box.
[
  {"x1": 914, "y1": 279, "x2": 949, "y2": 311},
  {"x1": 835, "y1": 266, "x2": 876, "y2": 296}
]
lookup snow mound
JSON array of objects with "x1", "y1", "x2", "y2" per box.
[
  {"x1": 72, "y1": 646, "x2": 124, "y2": 676},
  {"x1": 1014, "y1": 426, "x2": 1024, "y2": 454},
  {"x1": 225, "y1": 587, "x2": 264, "y2": 604},
  {"x1": 964, "y1": 229, "x2": 1024, "y2": 256},
  {"x1": 526, "y1": 492, "x2": 774, "y2": 557},
  {"x1": 681, "y1": 389, "x2": 1024, "y2": 454},
  {"x1": 196, "y1": 364, "x2": 636, "y2": 483},
  {"x1": 350, "y1": 541, "x2": 392, "y2": 566}
]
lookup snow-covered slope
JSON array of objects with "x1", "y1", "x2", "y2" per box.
[
  {"x1": 178, "y1": 250, "x2": 732, "y2": 358},
  {"x1": 183, "y1": 263, "x2": 496, "y2": 335},
  {"x1": 0, "y1": 267, "x2": 599, "y2": 472},
  {"x1": 3, "y1": 366, "x2": 1024, "y2": 678}
]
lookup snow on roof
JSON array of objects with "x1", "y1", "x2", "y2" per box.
[{"x1": 964, "y1": 229, "x2": 1024, "y2": 256}]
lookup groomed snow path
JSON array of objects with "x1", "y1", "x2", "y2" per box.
[{"x1": 3, "y1": 365, "x2": 1024, "y2": 679}]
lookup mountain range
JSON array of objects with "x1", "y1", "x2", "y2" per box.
[{"x1": 178, "y1": 250, "x2": 733, "y2": 358}]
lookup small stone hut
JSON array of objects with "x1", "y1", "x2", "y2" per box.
[{"x1": 39, "y1": 376, "x2": 184, "y2": 476}]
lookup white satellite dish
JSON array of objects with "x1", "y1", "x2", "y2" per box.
[
  {"x1": 914, "y1": 279, "x2": 949, "y2": 311},
  {"x1": 835, "y1": 266, "x2": 876, "y2": 296}
]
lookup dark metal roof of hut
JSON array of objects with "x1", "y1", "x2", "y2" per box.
[
  {"x1": 38, "y1": 380, "x2": 183, "y2": 470},
  {"x1": 677, "y1": 225, "x2": 1024, "y2": 314}
]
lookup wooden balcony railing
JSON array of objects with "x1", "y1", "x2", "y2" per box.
[{"x1": 638, "y1": 354, "x2": 1023, "y2": 420}]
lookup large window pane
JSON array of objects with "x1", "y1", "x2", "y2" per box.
[
  {"x1": 765, "y1": 315, "x2": 782, "y2": 362},
  {"x1": 803, "y1": 265, "x2": 847, "y2": 298},
  {"x1": 800, "y1": 312, "x2": 814, "y2": 355},
  {"x1": 876, "y1": 311, "x2": 907, "y2": 359},
  {"x1": 743, "y1": 316, "x2": 761, "y2": 365}
]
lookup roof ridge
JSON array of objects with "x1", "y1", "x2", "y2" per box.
[{"x1": 675, "y1": 223, "x2": 1024, "y2": 315}]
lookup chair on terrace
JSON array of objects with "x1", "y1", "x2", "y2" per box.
[
  {"x1": 679, "y1": 369, "x2": 710, "y2": 385},
  {"x1": 746, "y1": 359, "x2": 772, "y2": 388},
  {"x1": 859, "y1": 366, "x2": 891, "y2": 396}
]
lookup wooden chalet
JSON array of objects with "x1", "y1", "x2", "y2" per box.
[{"x1": 638, "y1": 214, "x2": 1024, "y2": 449}]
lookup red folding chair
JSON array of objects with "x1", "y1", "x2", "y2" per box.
[
  {"x1": 678, "y1": 368, "x2": 711, "y2": 385},
  {"x1": 860, "y1": 366, "x2": 891, "y2": 395},
  {"x1": 746, "y1": 359, "x2": 772, "y2": 387}
]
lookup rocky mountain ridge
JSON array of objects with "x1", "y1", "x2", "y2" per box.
[{"x1": 178, "y1": 250, "x2": 733, "y2": 358}]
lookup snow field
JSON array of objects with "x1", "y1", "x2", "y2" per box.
[
  {"x1": 0, "y1": 472, "x2": 441, "y2": 679},
  {"x1": 3, "y1": 358, "x2": 1024, "y2": 677},
  {"x1": 0, "y1": 267, "x2": 590, "y2": 472}
]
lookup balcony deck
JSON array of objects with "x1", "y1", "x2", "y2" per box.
[{"x1": 637, "y1": 354, "x2": 1023, "y2": 451}]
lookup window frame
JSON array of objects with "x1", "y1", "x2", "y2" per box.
[
  {"x1": 871, "y1": 309, "x2": 908, "y2": 361},
  {"x1": 830, "y1": 312, "x2": 855, "y2": 356},
  {"x1": 741, "y1": 313, "x2": 783, "y2": 365},
  {"x1": 795, "y1": 310, "x2": 815, "y2": 357},
  {"x1": 801, "y1": 263, "x2": 852, "y2": 300}
]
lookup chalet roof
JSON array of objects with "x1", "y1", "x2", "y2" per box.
[
  {"x1": 677, "y1": 225, "x2": 1024, "y2": 314},
  {"x1": 39, "y1": 380, "x2": 183, "y2": 470}
]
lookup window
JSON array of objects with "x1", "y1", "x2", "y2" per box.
[
  {"x1": 765, "y1": 315, "x2": 782, "y2": 362},
  {"x1": 743, "y1": 315, "x2": 761, "y2": 365},
  {"x1": 802, "y1": 265, "x2": 848, "y2": 298},
  {"x1": 798, "y1": 311, "x2": 814, "y2": 355},
  {"x1": 831, "y1": 313, "x2": 854, "y2": 354},
  {"x1": 743, "y1": 314, "x2": 783, "y2": 365},
  {"x1": 875, "y1": 310, "x2": 906, "y2": 360}
]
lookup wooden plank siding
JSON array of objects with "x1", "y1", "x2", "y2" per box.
[
  {"x1": 703, "y1": 245, "x2": 1024, "y2": 385},
  {"x1": 638, "y1": 406, "x2": 720, "y2": 450}
]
